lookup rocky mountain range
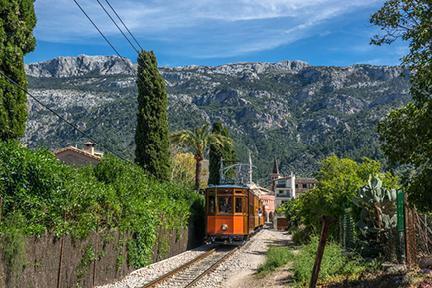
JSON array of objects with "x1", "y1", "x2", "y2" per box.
[{"x1": 24, "y1": 55, "x2": 410, "y2": 181}]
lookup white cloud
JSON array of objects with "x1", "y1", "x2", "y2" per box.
[{"x1": 34, "y1": 0, "x2": 381, "y2": 57}]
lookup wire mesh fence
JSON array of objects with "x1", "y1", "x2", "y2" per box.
[{"x1": 414, "y1": 210, "x2": 432, "y2": 264}]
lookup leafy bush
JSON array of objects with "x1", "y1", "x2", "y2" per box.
[
  {"x1": 291, "y1": 237, "x2": 368, "y2": 286},
  {"x1": 0, "y1": 141, "x2": 203, "y2": 269},
  {"x1": 291, "y1": 225, "x2": 313, "y2": 245},
  {"x1": 278, "y1": 156, "x2": 399, "y2": 240}
]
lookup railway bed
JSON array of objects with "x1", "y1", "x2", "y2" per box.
[{"x1": 141, "y1": 245, "x2": 239, "y2": 288}]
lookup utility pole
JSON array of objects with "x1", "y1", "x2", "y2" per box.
[{"x1": 248, "y1": 150, "x2": 253, "y2": 184}]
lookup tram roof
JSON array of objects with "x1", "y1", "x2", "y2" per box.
[
  {"x1": 207, "y1": 184, "x2": 247, "y2": 189},
  {"x1": 206, "y1": 183, "x2": 273, "y2": 196}
]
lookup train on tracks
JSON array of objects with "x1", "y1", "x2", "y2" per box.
[{"x1": 205, "y1": 184, "x2": 265, "y2": 244}]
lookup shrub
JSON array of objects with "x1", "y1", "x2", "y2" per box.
[
  {"x1": 292, "y1": 236, "x2": 368, "y2": 286},
  {"x1": 291, "y1": 225, "x2": 313, "y2": 245},
  {"x1": 0, "y1": 141, "x2": 203, "y2": 269}
]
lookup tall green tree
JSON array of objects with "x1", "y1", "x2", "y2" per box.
[
  {"x1": 287, "y1": 156, "x2": 399, "y2": 233},
  {"x1": 135, "y1": 51, "x2": 171, "y2": 181},
  {"x1": 371, "y1": 0, "x2": 432, "y2": 210},
  {"x1": 170, "y1": 124, "x2": 232, "y2": 191},
  {"x1": 0, "y1": 0, "x2": 36, "y2": 140},
  {"x1": 208, "y1": 121, "x2": 236, "y2": 185}
]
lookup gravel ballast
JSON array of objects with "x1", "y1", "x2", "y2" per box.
[{"x1": 96, "y1": 246, "x2": 211, "y2": 288}]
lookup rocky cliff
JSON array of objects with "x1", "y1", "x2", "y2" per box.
[{"x1": 24, "y1": 55, "x2": 410, "y2": 181}]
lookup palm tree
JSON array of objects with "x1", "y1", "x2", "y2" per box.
[{"x1": 170, "y1": 124, "x2": 233, "y2": 191}]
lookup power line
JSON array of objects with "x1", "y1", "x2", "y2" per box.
[
  {"x1": 103, "y1": 0, "x2": 144, "y2": 51},
  {"x1": 0, "y1": 69, "x2": 130, "y2": 162},
  {"x1": 72, "y1": 0, "x2": 123, "y2": 57},
  {"x1": 95, "y1": 0, "x2": 140, "y2": 54}
]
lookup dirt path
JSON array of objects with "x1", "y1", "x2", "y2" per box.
[
  {"x1": 224, "y1": 229, "x2": 293, "y2": 288},
  {"x1": 193, "y1": 228, "x2": 292, "y2": 288}
]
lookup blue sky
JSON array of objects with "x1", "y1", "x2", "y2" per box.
[{"x1": 25, "y1": 0, "x2": 407, "y2": 67}]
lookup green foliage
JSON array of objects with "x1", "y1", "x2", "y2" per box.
[
  {"x1": 278, "y1": 156, "x2": 399, "y2": 238},
  {"x1": 290, "y1": 237, "x2": 368, "y2": 287},
  {"x1": 281, "y1": 197, "x2": 303, "y2": 227},
  {"x1": 135, "y1": 50, "x2": 171, "y2": 181},
  {"x1": 0, "y1": 212, "x2": 27, "y2": 284},
  {"x1": 292, "y1": 226, "x2": 313, "y2": 245},
  {"x1": 378, "y1": 101, "x2": 432, "y2": 211},
  {"x1": 0, "y1": 0, "x2": 36, "y2": 140},
  {"x1": 0, "y1": 141, "x2": 203, "y2": 269},
  {"x1": 76, "y1": 245, "x2": 96, "y2": 281},
  {"x1": 94, "y1": 154, "x2": 200, "y2": 267},
  {"x1": 371, "y1": 0, "x2": 432, "y2": 211},
  {"x1": 257, "y1": 246, "x2": 294, "y2": 277},
  {"x1": 208, "y1": 121, "x2": 236, "y2": 185},
  {"x1": 371, "y1": 0, "x2": 431, "y2": 104}
]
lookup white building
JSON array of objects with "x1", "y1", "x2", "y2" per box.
[
  {"x1": 273, "y1": 173, "x2": 296, "y2": 230},
  {"x1": 270, "y1": 159, "x2": 317, "y2": 230}
]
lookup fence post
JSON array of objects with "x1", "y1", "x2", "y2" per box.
[
  {"x1": 396, "y1": 190, "x2": 405, "y2": 263},
  {"x1": 404, "y1": 194, "x2": 417, "y2": 268},
  {"x1": 57, "y1": 236, "x2": 64, "y2": 288},
  {"x1": 310, "y1": 216, "x2": 335, "y2": 288},
  {"x1": 342, "y1": 208, "x2": 354, "y2": 250}
]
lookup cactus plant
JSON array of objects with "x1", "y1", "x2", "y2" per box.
[{"x1": 353, "y1": 175, "x2": 398, "y2": 259}]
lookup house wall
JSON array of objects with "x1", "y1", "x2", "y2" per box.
[
  {"x1": 56, "y1": 150, "x2": 100, "y2": 166},
  {"x1": 272, "y1": 176, "x2": 317, "y2": 230},
  {"x1": 259, "y1": 194, "x2": 275, "y2": 222}
]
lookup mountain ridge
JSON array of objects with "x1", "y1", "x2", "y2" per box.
[
  {"x1": 24, "y1": 55, "x2": 410, "y2": 181},
  {"x1": 26, "y1": 55, "x2": 403, "y2": 78}
]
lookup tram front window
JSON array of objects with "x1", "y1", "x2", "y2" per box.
[
  {"x1": 208, "y1": 195, "x2": 215, "y2": 214},
  {"x1": 218, "y1": 196, "x2": 232, "y2": 214},
  {"x1": 235, "y1": 197, "x2": 244, "y2": 213}
]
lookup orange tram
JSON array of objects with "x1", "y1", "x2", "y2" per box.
[{"x1": 205, "y1": 185, "x2": 265, "y2": 244}]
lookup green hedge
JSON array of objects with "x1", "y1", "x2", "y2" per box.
[{"x1": 0, "y1": 141, "x2": 203, "y2": 268}]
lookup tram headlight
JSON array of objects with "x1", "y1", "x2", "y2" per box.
[{"x1": 221, "y1": 224, "x2": 228, "y2": 231}]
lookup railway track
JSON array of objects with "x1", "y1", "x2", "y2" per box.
[{"x1": 141, "y1": 246, "x2": 238, "y2": 288}]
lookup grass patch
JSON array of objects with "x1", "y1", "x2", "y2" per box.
[
  {"x1": 257, "y1": 246, "x2": 294, "y2": 277},
  {"x1": 290, "y1": 236, "x2": 371, "y2": 287}
]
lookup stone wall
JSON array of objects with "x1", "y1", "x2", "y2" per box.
[{"x1": 0, "y1": 223, "x2": 202, "y2": 288}]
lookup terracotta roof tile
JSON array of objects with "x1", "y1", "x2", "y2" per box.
[{"x1": 54, "y1": 146, "x2": 102, "y2": 161}]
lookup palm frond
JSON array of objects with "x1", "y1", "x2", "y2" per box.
[{"x1": 170, "y1": 123, "x2": 233, "y2": 159}]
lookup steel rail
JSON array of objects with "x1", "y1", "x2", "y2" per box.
[
  {"x1": 141, "y1": 248, "x2": 217, "y2": 288},
  {"x1": 140, "y1": 230, "x2": 260, "y2": 287},
  {"x1": 184, "y1": 246, "x2": 239, "y2": 288}
]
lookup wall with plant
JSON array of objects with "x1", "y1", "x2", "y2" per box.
[{"x1": 0, "y1": 141, "x2": 204, "y2": 286}]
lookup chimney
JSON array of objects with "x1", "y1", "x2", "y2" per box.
[{"x1": 83, "y1": 141, "x2": 95, "y2": 155}]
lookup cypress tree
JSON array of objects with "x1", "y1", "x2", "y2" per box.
[
  {"x1": 208, "y1": 122, "x2": 236, "y2": 185},
  {"x1": 0, "y1": 0, "x2": 36, "y2": 140},
  {"x1": 135, "y1": 51, "x2": 171, "y2": 181}
]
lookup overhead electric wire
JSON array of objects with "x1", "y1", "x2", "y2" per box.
[
  {"x1": 72, "y1": 0, "x2": 123, "y2": 57},
  {"x1": 0, "y1": 69, "x2": 129, "y2": 162},
  {"x1": 102, "y1": 0, "x2": 144, "y2": 51},
  {"x1": 95, "y1": 0, "x2": 140, "y2": 54}
]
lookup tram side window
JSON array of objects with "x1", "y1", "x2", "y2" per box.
[
  {"x1": 235, "y1": 197, "x2": 244, "y2": 213},
  {"x1": 218, "y1": 196, "x2": 232, "y2": 213},
  {"x1": 208, "y1": 195, "x2": 215, "y2": 214}
]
